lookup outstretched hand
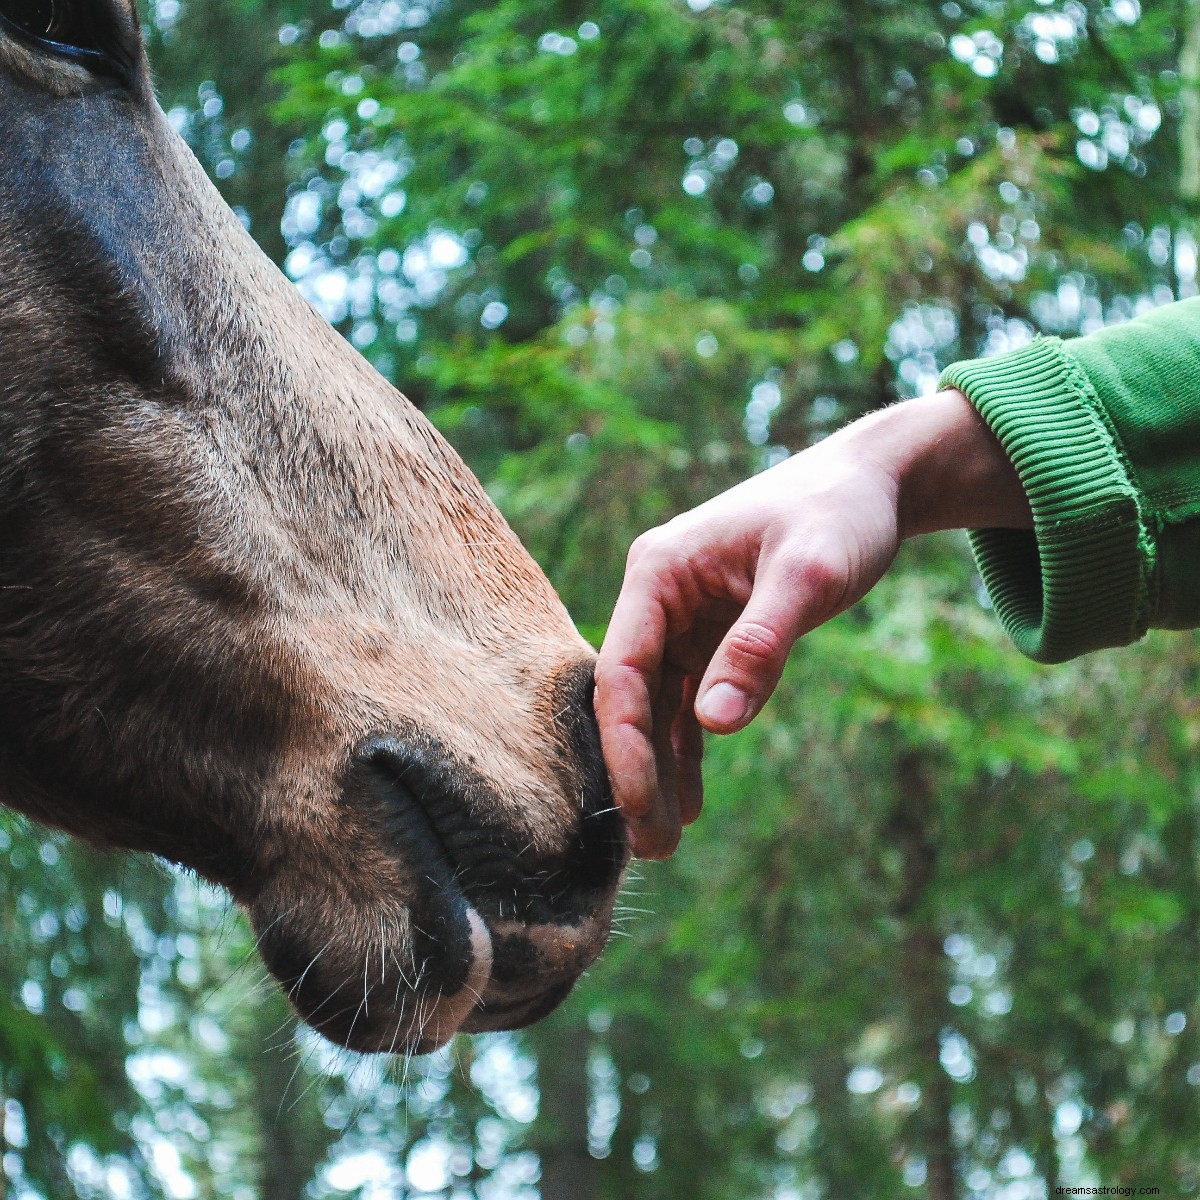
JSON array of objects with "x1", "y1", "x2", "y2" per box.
[{"x1": 595, "y1": 390, "x2": 1032, "y2": 859}]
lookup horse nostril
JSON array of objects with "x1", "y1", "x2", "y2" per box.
[{"x1": 354, "y1": 736, "x2": 460, "y2": 873}]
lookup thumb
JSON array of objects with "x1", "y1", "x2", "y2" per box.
[{"x1": 694, "y1": 550, "x2": 842, "y2": 733}]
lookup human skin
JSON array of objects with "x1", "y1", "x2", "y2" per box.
[{"x1": 594, "y1": 388, "x2": 1034, "y2": 860}]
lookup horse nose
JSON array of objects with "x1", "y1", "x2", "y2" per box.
[{"x1": 253, "y1": 667, "x2": 628, "y2": 1053}]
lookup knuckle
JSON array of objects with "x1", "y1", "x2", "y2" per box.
[
  {"x1": 594, "y1": 657, "x2": 638, "y2": 695},
  {"x1": 592, "y1": 657, "x2": 616, "y2": 691},
  {"x1": 778, "y1": 543, "x2": 846, "y2": 611},
  {"x1": 627, "y1": 528, "x2": 666, "y2": 565},
  {"x1": 726, "y1": 620, "x2": 786, "y2": 669},
  {"x1": 804, "y1": 558, "x2": 845, "y2": 608},
  {"x1": 592, "y1": 657, "x2": 624, "y2": 696},
  {"x1": 629, "y1": 516, "x2": 695, "y2": 564},
  {"x1": 627, "y1": 525, "x2": 695, "y2": 589}
]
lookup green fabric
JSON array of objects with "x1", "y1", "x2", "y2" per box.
[{"x1": 941, "y1": 296, "x2": 1200, "y2": 663}]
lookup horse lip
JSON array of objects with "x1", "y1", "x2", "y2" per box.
[{"x1": 461, "y1": 978, "x2": 578, "y2": 1033}]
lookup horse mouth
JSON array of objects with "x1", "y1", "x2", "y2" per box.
[
  {"x1": 255, "y1": 729, "x2": 628, "y2": 1051},
  {"x1": 337, "y1": 734, "x2": 625, "y2": 1053}
]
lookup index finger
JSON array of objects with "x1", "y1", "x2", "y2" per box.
[{"x1": 595, "y1": 569, "x2": 671, "y2": 823}]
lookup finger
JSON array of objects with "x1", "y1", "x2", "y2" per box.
[
  {"x1": 695, "y1": 545, "x2": 842, "y2": 734},
  {"x1": 628, "y1": 666, "x2": 685, "y2": 860},
  {"x1": 672, "y1": 675, "x2": 704, "y2": 827},
  {"x1": 595, "y1": 660, "x2": 659, "y2": 822},
  {"x1": 595, "y1": 582, "x2": 671, "y2": 822}
]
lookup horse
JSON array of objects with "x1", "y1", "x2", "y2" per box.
[{"x1": 0, "y1": 0, "x2": 627, "y2": 1054}]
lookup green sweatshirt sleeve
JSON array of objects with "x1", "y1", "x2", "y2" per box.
[{"x1": 940, "y1": 296, "x2": 1200, "y2": 663}]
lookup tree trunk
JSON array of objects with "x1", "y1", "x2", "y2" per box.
[
  {"x1": 252, "y1": 996, "x2": 330, "y2": 1200},
  {"x1": 892, "y1": 753, "x2": 957, "y2": 1200},
  {"x1": 0, "y1": 1081, "x2": 8, "y2": 1200},
  {"x1": 1181, "y1": 0, "x2": 1200, "y2": 202},
  {"x1": 535, "y1": 1026, "x2": 599, "y2": 1200}
]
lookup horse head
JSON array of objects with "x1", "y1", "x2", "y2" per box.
[{"x1": 0, "y1": 0, "x2": 627, "y2": 1052}]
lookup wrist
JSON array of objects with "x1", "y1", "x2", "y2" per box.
[{"x1": 849, "y1": 390, "x2": 1031, "y2": 541}]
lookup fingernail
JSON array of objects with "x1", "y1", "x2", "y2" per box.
[{"x1": 697, "y1": 682, "x2": 748, "y2": 726}]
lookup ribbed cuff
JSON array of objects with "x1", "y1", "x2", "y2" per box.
[{"x1": 940, "y1": 338, "x2": 1151, "y2": 663}]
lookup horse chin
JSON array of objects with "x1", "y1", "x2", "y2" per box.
[
  {"x1": 344, "y1": 907, "x2": 497, "y2": 1056},
  {"x1": 459, "y1": 980, "x2": 577, "y2": 1036},
  {"x1": 250, "y1": 847, "x2": 623, "y2": 1056},
  {"x1": 394, "y1": 912, "x2": 617, "y2": 1050},
  {"x1": 340, "y1": 906, "x2": 620, "y2": 1054},
  {"x1": 369, "y1": 922, "x2": 617, "y2": 1054},
  {"x1": 460, "y1": 913, "x2": 617, "y2": 1034}
]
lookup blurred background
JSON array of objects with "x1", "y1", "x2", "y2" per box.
[{"x1": 1, "y1": 0, "x2": 1195, "y2": 1195}]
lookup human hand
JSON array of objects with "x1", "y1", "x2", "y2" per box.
[{"x1": 595, "y1": 390, "x2": 1031, "y2": 859}]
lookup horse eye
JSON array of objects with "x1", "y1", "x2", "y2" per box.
[
  {"x1": 3, "y1": 0, "x2": 79, "y2": 44},
  {"x1": 0, "y1": 0, "x2": 131, "y2": 78}
]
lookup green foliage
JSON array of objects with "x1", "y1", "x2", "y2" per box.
[
  {"x1": 0, "y1": 820, "x2": 174, "y2": 1195},
  {"x1": 2, "y1": 0, "x2": 1197, "y2": 1196}
]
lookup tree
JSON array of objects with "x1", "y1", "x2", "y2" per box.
[{"x1": 2, "y1": 0, "x2": 1194, "y2": 1195}]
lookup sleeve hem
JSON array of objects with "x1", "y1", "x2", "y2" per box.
[{"x1": 940, "y1": 337, "x2": 1151, "y2": 664}]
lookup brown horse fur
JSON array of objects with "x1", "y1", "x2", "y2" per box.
[{"x1": 0, "y1": 0, "x2": 627, "y2": 1053}]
